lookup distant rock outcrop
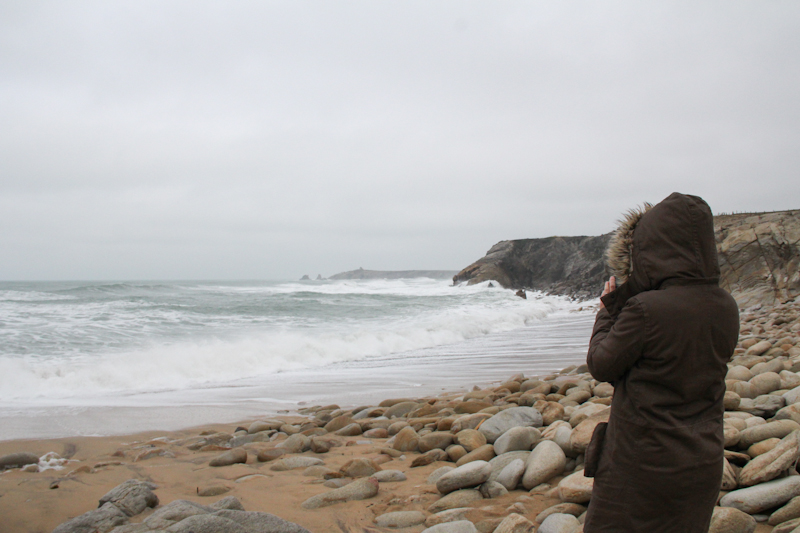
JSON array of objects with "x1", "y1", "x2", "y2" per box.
[
  {"x1": 329, "y1": 268, "x2": 458, "y2": 280},
  {"x1": 454, "y1": 210, "x2": 800, "y2": 306}
]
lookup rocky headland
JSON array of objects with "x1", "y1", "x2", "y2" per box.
[
  {"x1": 1, "y1": 297, "x2": 798, "y2": 533},
  {"x1": 454, "y1": 210, "x2": 800, "y2": 305},
  {"x1": 330, "y1": 268, "x2": 459, "y2": 280}
]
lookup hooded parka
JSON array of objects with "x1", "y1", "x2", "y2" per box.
[{"x1": 583, "y1": 193, "x2": 740, "y2": 533}]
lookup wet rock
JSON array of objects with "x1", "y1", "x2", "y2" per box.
[
  {"x1": 421, "y1": 521, "x2": 479, "y2": 533},
  {"x1": 493, "y1": 427, "x2": 540, "y2": 455},
  {"x1": 0, "y1": 452, "x2": 40, "y2": 470},
  {"x1": 739, "y1": 430, "x2": 800, "y2": 486},
  {"x1": 720, "y1": 476, "x2": 800, "y2": 514},
  {"x1": 301, "y1": 477, "x2": 379, "y2": 509},
  {"x1": 99, "y1": 479, "x2": 159, "y2": 517},
  {"x1": 538, "y1": 513, "x2": 580, "y2": 533},
  {"x1": 522, "y1": 441, "x2": 566, "y2": 490},
  {"x1": 209, "y1": 449, "x2": 248, "y2": 467},
  {"x1": 52, "y1": 502, "x2": 129, "y2": 533},
  {"x1": 479, "y1": 407, "x2": 543, "y2": 443},
  {"x1": 708, "y1": 506, "x2": 756, "y2": 533},
  {"x1": 557, "y1": 469, "x2": 593, "y2": 504},
  {"x1": 270, "y1": 457, "x2": 324, "y2": 471},
  {"x1": 437, "y1": 460, "x2": 492, "y2": 494},
  {"x1": 428, "y1": 489, "x2": 483, "y2": 513},
  {"x1": 493, "y1": 513, "x2": 534, "y2": 533},
  {"x1": 340, "y1": 458, "x2": 380, "y2": 478},
  {"x1": 375, "y1": 511, "x2": 427, "y2": 528}
]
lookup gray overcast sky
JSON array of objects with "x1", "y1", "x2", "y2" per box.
[{"x1": 1, "y1": 1, "x2": 799, "y2": 280}]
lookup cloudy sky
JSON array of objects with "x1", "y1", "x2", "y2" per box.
[{"x1": 1, "y1": 1, "x2": 798, "y2": 280}]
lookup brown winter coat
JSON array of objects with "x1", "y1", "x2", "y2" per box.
[{"x1": 584, "y1": 193, "x2": 740, "y2": 532}]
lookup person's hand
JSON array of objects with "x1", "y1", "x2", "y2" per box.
[{"x1": 599, "y1": 276, "x2": 616, "y2": 308}]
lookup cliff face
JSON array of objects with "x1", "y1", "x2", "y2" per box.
[{"x1": 454, "y1": 210, "x2": 800, "y2": 306}]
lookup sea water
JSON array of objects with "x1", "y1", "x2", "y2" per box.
[{"x1": 0, "y1": 279, "x2": 596, "y2": 440}]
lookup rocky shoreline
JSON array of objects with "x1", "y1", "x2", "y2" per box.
[{"x1": 2, "y1": 299, "x2": 799, "y2": 533}]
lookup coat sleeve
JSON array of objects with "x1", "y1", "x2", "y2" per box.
[{"x1": 587, "y1": 298, "x2": 646, "y2": 383}]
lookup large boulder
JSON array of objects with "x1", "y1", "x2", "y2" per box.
[
  {"x1": 52, "y1": 502, "x2": 128, "y2": 533},
  {"x1": 98, "y1": 479, "x2": 159, "y2": 517}
]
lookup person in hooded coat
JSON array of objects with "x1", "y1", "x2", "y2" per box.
[{"x1": 583, "y1": 192, "x2": 740, "y2": 532}]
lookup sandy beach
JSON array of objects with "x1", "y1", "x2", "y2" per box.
[{"x1": 3, "y1": 299, "x2": 799, "y2": 533}]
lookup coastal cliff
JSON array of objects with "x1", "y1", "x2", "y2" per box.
[{"x1": 454, "y1": 210, "x2": 800, "y2": 306}]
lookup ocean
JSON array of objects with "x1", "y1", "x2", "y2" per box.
[{"x1": 0, "y1": 279, "x2": 596, "y2": 440}]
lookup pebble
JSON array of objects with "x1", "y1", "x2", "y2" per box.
[
  {"x1": 493, "y1": 426, "x2": 541, "y2": 456},
  {"x1": 479, "y1": 407, "x2": 543, "y2": 443},
  {"x1": 522, "y1": 441, "x2": 566, "y2": 490},
  {"x1": 538, "y1": 513, "x2": 581, "y2": 533},
  {"x1": 209, "y1": 448, "x2": 248, "y2": 467},
  {"x1": 720, "y1": 476, "x2": 800, "y2": 514},
  {"x1": 428, "y1": 490, "x2": 483, "y2": 513},
  {"x1": 301, "y1": 477, "x2": 379, "y2": 509},
  {"x1": 375, "y1": 510, "x2": 427, "y2": 528},
  {"x1": 436, "y1": 460, "x2": 492, "y2": 494},
  {"x1": 421, "y1": 521, "x2": 479, "y2": 533}
]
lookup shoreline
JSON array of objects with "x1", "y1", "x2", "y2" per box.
[{"x1": 3, "y1": 301, "x2": 798, "y2": 533}]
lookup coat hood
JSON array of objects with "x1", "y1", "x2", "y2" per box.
[{"x1": 602, "y1": 192, "x2": 720, "y2": 315}]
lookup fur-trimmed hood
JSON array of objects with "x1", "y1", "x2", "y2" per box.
[{"x1": 605, "y1": 192, "x2": 720, "y2": 294}]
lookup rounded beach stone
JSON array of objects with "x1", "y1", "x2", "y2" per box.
[
  {"x1": 557, "y1": 469, "x2": 594, "y2": 504},
  {"x1": 375, "y1": 510, "x2": 427, "y2": 528},
  {"x1": 738, "y1": 430, "x2": 800, "y2": 487},
  {"x1": 419, "y1": 432, "x2": 455, "y2": 453},
  {"x1": 427, "y1": 489, "x2": 483, "y2": 514},
  {"x1": 522, "y1": 441, "x2": 566, "y2": 490},
  {"x1": 279, "y1": 433, "x2": 310, "y2": 453},
  {"x1": 335, "y1": 423, "x2": 363, "y2": 436},
  {"x1": 455, "y1": 400, "x2": 493, "y2": 414},
  {"x1": 340, "y1": 458, "x2": 380, "y2": 478},
  {"x1": 478, "y1": 407, "x2": 543, "y2": 443},
  {"x1": 248, "y1": 420, "x2": 279, "y2": 434},
  {"x1": 412, "y1": 449, "x2": 449, "y2": 467},
  {"x1": 480, "y1": 480, "x2": 508, "y2": 498},
  {"x1": 538, "y1": 513, "x2": 581, "y2": 533},
  {"x1": 455, "y1": 429, "x2": 486, "y2": 452},
  {"x1": 301, "y1": 477, "x2": 379, "y2": 509},
  {"x1": 392, "y1": 426, "x2": 420, "y2": 452},
  {"x1": 428, "y1": 466, "x2": 455, "y2": 485},
  {"x1": 324, "y1": 415, "x2": 354, "y2": 433},
  {"x1": 385, "y1": 401, "x2": 420, "y2": 419},
  {"x1": 535, "y1": 503, "x2": 587, "y2": 524},
  {"x1": 363, "y1": 428, "x2": 389, "y2": 438},
  {"x1": 373, "y1": 469, "x2": 406, "y2": 482},
  {"x1": 493, "y1": 513, "x2": 535, "y2": 533},
  {"x1": 98, "y1": 479, "x2": 160, "y2": 517},
  {"x1": 720, "y1": 476, "x2": 800, "y2": 514},
  {"x1": 436, "y1": 460, "x2": 492, "y2": 494},
  {"x1": 708, "y1": 506, "x2": 756, "y2": 533},
  {"x1": 728, "y1": 366, "x2": 755, "y2": 381},
  {"x1": 209, "y1": 448, "x2": 248, "y2": 467},
  {"x1": 568, "y1": 403, "x2": 607, "y2": 427},
  {"x1": 447, "y1": 445, "x2": 468, "y2": 462},
  {"x1": 421, "y1": 521, "x2": 479, "y2": 533},
  {"x1": 747, "y1": 340, "x2": 774, "y2": 356},
  {"x1": 256, "y1": 448, "x2": 285, "y2": 462},
  {"x1": 725, "y1": 391, "x2": 742, "y2": 410},
  {"x1": 731, "y1": 381, "x2": 757, "y2": 399},
  {"x1": 450, "y1": 413, "x2": 493, "y2": 433},
  {"x1": 769, "y1": 495, "x2": 800, "y2": 525},
  {"x1": 197, "y1": 485, "x2": 231, "y2": 497},
  {"x1": 455, "y1": 444, "x2": 495, "y2": 466},
  {"x1": 0, "y1": 452, "x2": 40, "y2": 470},
  {"x1": 569, "y1": 409, "x2": 610, "y2": 453},
  {"x1": 748, "y1": 437, "x2": 780, "y2": 458},
  {"x1": 493, "y1": 426, "x2": 541, "y2": 455},
  {"x1": 270, "y1": 456, "x2": 324, "y2": 471},
  {"x1": 487, "y1": 451, "x2": 530, "y2": 484},
  {"x1": 738, "y1": 420, "x2": 800, "y2": 448},
  {"x1": 773, "y1": 518, "x2": 800, "y2": 533},
  {"x1": 495, "y1": 458, "x2": 525, "y2": 491}
]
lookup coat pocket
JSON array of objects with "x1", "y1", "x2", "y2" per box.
[{"x1": 584, "y1": 422, "x2": 608, "y2": 478}]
